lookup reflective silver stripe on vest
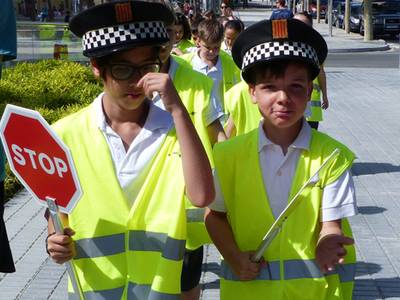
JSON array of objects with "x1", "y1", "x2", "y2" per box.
[
  {"x1": 186, "y1": 208, "x2": 205, "y2": 222},
  {"x1": 74, "y1": 233, "x2": 125, "y2": 259},
  {"x1": 129, "y1": 230, "x2": 185, "y2": 261},
  {"x1": 284, "y1": 259, "x2": 355, "y2": 282},
  {"x1": 68, "y1": 286, "x2": 124, "y2": 300},
  {"x1": 127, "y1": 282, "x2": 180, "y2": 300},
  {"x1": 220, "y1": 260, "x2": 280, "y2": 281},
  {"x1": 310, "y1": 101, "x2": 321, "y2": 107},
  {"x1": 326, "y1": 263, "x2": 356, "y2": 282},
  {"x1": 313, "y1": 83, "x2": 321, "y2": 91},
  {"x1": 284, "y1": 259, "x2": 323, "y2": 279}
]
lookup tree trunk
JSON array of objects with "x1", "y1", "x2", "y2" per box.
[
  {"x1": 364, "y1": 0, "x2": 373, "y2": 40},
  {"x1": 344, "y1": 0, "x2": 350, "y2": 33},
  {"x1": 316, "y1": 0, "x2": 320, "y2": 23}
]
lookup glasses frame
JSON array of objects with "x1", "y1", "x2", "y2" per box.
[{"x1": 107, "y1": 62, "x2": 161, "y2": 81}]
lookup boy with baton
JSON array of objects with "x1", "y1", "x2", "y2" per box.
[{"x1": 205, "y1": 18, "x2": 357, "y2": 300}]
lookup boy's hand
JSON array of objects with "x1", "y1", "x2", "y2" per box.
[
  {"x1": 315, "y1": 234, "x2": 354, "y2": 273},
  {"x1": 322, "y1": 97, "x2": 329, "y2": 110},
  {"x1": 229, "y1": 251, "x2": 264, "y2": 281},
  {"x1": 137, "y1": 73, "x2": 184, "y2": 114},
  {"x1": 47, "y1": 227, "x2": 75, "y2": 264}
]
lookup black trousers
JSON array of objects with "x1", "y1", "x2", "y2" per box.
[{"x1": 0, "y1": 181, "x2": 15, "y2": 273}]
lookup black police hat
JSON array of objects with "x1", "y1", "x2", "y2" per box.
[
  {"x1": 69, "y1": 0, "x2": 175, "y2": 58},
  {"x1": 232, "y1": 19, "x2": 328, "y2": 82}
]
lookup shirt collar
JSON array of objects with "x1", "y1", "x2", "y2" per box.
[
  {"x1": 192, "y1": 50, "x2": 221, "y2": 72},
  {"x1": 95, "y1": 92, "x2": 172, "y2": 133},
  {"x1": 258, "y1": 119, "x2": 311, "y2": 152}
]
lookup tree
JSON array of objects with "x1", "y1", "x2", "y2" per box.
[
  {"x1": 316, "y1": 0, "x2": 320, "y2": 23},
  {"x1": 363, "y1": 0, "x2": 373, "y2": 40},
  {"x1": 344, "y1": 0, "x2": 350, "y2": 33}
]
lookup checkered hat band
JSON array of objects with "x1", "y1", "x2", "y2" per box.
[
  {"x1": 82, "y1": 21, "x2": 168, "y2": 51},
  {"x1": 242, "y1": 41, "x2": 319, "y2": 69}
]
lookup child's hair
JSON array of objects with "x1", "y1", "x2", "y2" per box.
[
  {"x1": 175, "y1": 12, "x2": 191, "y2": 40},
  {"x1": 294, "y1": 11, "x2": 313, "y2": 26},
  {"x1": 276, "y1": 0, "x2": 286, "y2": 6},
  {"x1": 197, "y1": 19, "x2": 224, "y2": 44},
  {"x1": 224, "y1": 19, "x2": 244, "y2": 33},
  {"x1": 190, "y1": 14, "x2": 204, "y2": 35},
  {"x1": 245, "y1": 60, "x2": 313, "y2": 85}
]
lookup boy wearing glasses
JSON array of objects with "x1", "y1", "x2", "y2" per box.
[
  {"x1": 181, "y1": 19, "x2": 240, "y2": 116},
  {"x1": 45, "y1": 1, "x2": 214, "y2": 298}
]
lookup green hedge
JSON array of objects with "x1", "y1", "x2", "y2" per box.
[{"x1": 0, "y1": 60, "x2": 103, "y2": 200}]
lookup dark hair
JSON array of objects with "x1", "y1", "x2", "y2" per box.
[
  {"x1": 175, "y1": 13, "x2": 192, "y2": 40},
  {"x1": 190, "y1": 15, "x2": 204, "y2": 36},
  {"x1": 294, "y1": 11, "x2": 313, "y2": 26},
  {"x1": 245, "y1": 60, "x2": 313, "y2": 85},
  {"x1": 224, "y1": 19, "x2": 244, "y2": 32},
  {"x1": 197, "y1": 19, "x2": 224, "y2": 43},
  {"x1": 276, "y1": 0, "x2": 286, "y2": 6}
]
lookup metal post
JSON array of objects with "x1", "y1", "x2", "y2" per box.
[{"x1": 328, "y1": 0, "x2": 333, "y2": 36}]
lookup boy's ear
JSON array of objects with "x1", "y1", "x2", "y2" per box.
[
  {"x1": 90, "y1": 58, "x2": 102, "y2": 78},
  {"x1": 248, "y1": 84, "x2": 258, "y2": 104}
]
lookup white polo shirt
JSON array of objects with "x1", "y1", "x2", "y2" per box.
[
  {"x1": 210, "y1": 120, "x2": 357, "y2": 222},
  {"x1": 95, "y1": 93, "x2": 173, "y2": 207},
  {"x1": 191, "y1": 52, "x2": 224, "y2": 114},
  {"x1": 154, "y1": 56, "x2": 223, "y2": 125}
]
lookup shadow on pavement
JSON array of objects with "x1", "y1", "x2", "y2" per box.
[
  {"x1": 357, "y1": 206, "x2": 387, "y2": 215},
  {"x1": 356, "y1": 261, "x2": 382, "y2": 276},
  {"x1": 352, "y1": 162, "x2": 400, "y2": 176}
]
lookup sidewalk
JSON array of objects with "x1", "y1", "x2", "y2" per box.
[{"x1": 2, "y1": 66, "x2": 400, "y2": 299}]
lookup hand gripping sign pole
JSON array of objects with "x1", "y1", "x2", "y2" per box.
[
  {"x1": 46, "y1": 197, "x2": 85, "y2": 300},
  {"x1": 0, "y1": 104, "x2": 85, "y2": 299},
  {"x1": 252, "y1": 148, "x2": 341, "y2": 262}
]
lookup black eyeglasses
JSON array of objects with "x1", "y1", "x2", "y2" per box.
[{"x1": 107, "y1": 63, "x2": 160, "y2": 81}]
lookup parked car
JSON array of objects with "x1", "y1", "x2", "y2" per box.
[
  {"x1": 356, "y1": 0, "x2": 400, "y2": 37},
  {"x1": 332, "y1": 2, "x2": 362, "y2": 31}
]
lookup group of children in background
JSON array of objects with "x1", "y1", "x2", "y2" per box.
[{"x1": 0, "y1": 0, "x2": 357, "y2": 299}]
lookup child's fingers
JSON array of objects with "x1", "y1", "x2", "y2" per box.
[{"x1": 63, "y1": 227, "x2": 75, "y2": 237}]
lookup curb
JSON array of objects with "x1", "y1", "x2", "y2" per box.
[{"x1": 328, "y1": 44, "x2": 390, "y2": 53}]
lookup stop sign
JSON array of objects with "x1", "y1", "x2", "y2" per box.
[{"x1": 0, "y1": 104, "x2": 82, "y2": 214}]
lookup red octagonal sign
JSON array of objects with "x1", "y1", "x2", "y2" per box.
[{"x1": 0, "y1": 105, "x2": 82, "y2": 214}]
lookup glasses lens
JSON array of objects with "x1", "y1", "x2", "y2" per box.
[
  {"x1": 139, "y1": 64, "x2": 160, "y2": 76},
  {"x1": 109, "y1": 63, "x2": 160, "y2": 80},
  {"x1": 110, "y1": 64, "x2": 134, "y2": 80}
]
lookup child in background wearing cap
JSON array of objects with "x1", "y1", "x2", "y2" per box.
[
  {"x1": 205, "y1": 19, "x2": 357, "y2": 300},
  {"x1": 45, "y1": 1, "x2": 214, "y2": 298},
  {"x1": 294, "y1": 11, "x2": 330, "y2": 130},
  {"x1": 181, "y1": 19, "x2": 240, "y2": 117},
  {"x1": 153, "y1": 3, "x2": 226, "y2": 299}
]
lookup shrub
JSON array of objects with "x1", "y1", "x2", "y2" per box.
[{"x1": 0, "y1": 60, "x2": 103, "y2": 200}]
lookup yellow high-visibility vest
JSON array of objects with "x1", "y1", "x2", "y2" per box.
[
  {"x1": 307, "y1": 77, "x2": 323, "y2": 122},
  {"x1": 172, "y1": 55, "x2": 213, "y2": 250},
  {"x1": 224, "y1": 81, "x2": 261, "y2": 136},
  {"x1": 53, "y1": 103, "x2": 186, "y2": 299},
  {"x1": 213, "y1": 128, "x2": 356, "y2": 300}
]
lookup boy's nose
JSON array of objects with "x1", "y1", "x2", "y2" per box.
[{"x1": 276, "y1": 90, "x2": 291, "y2": 103}]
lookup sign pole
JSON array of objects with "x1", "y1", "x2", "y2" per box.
[{"x1": 46, "y1": 197, "x2": 85, "y2": 300}]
